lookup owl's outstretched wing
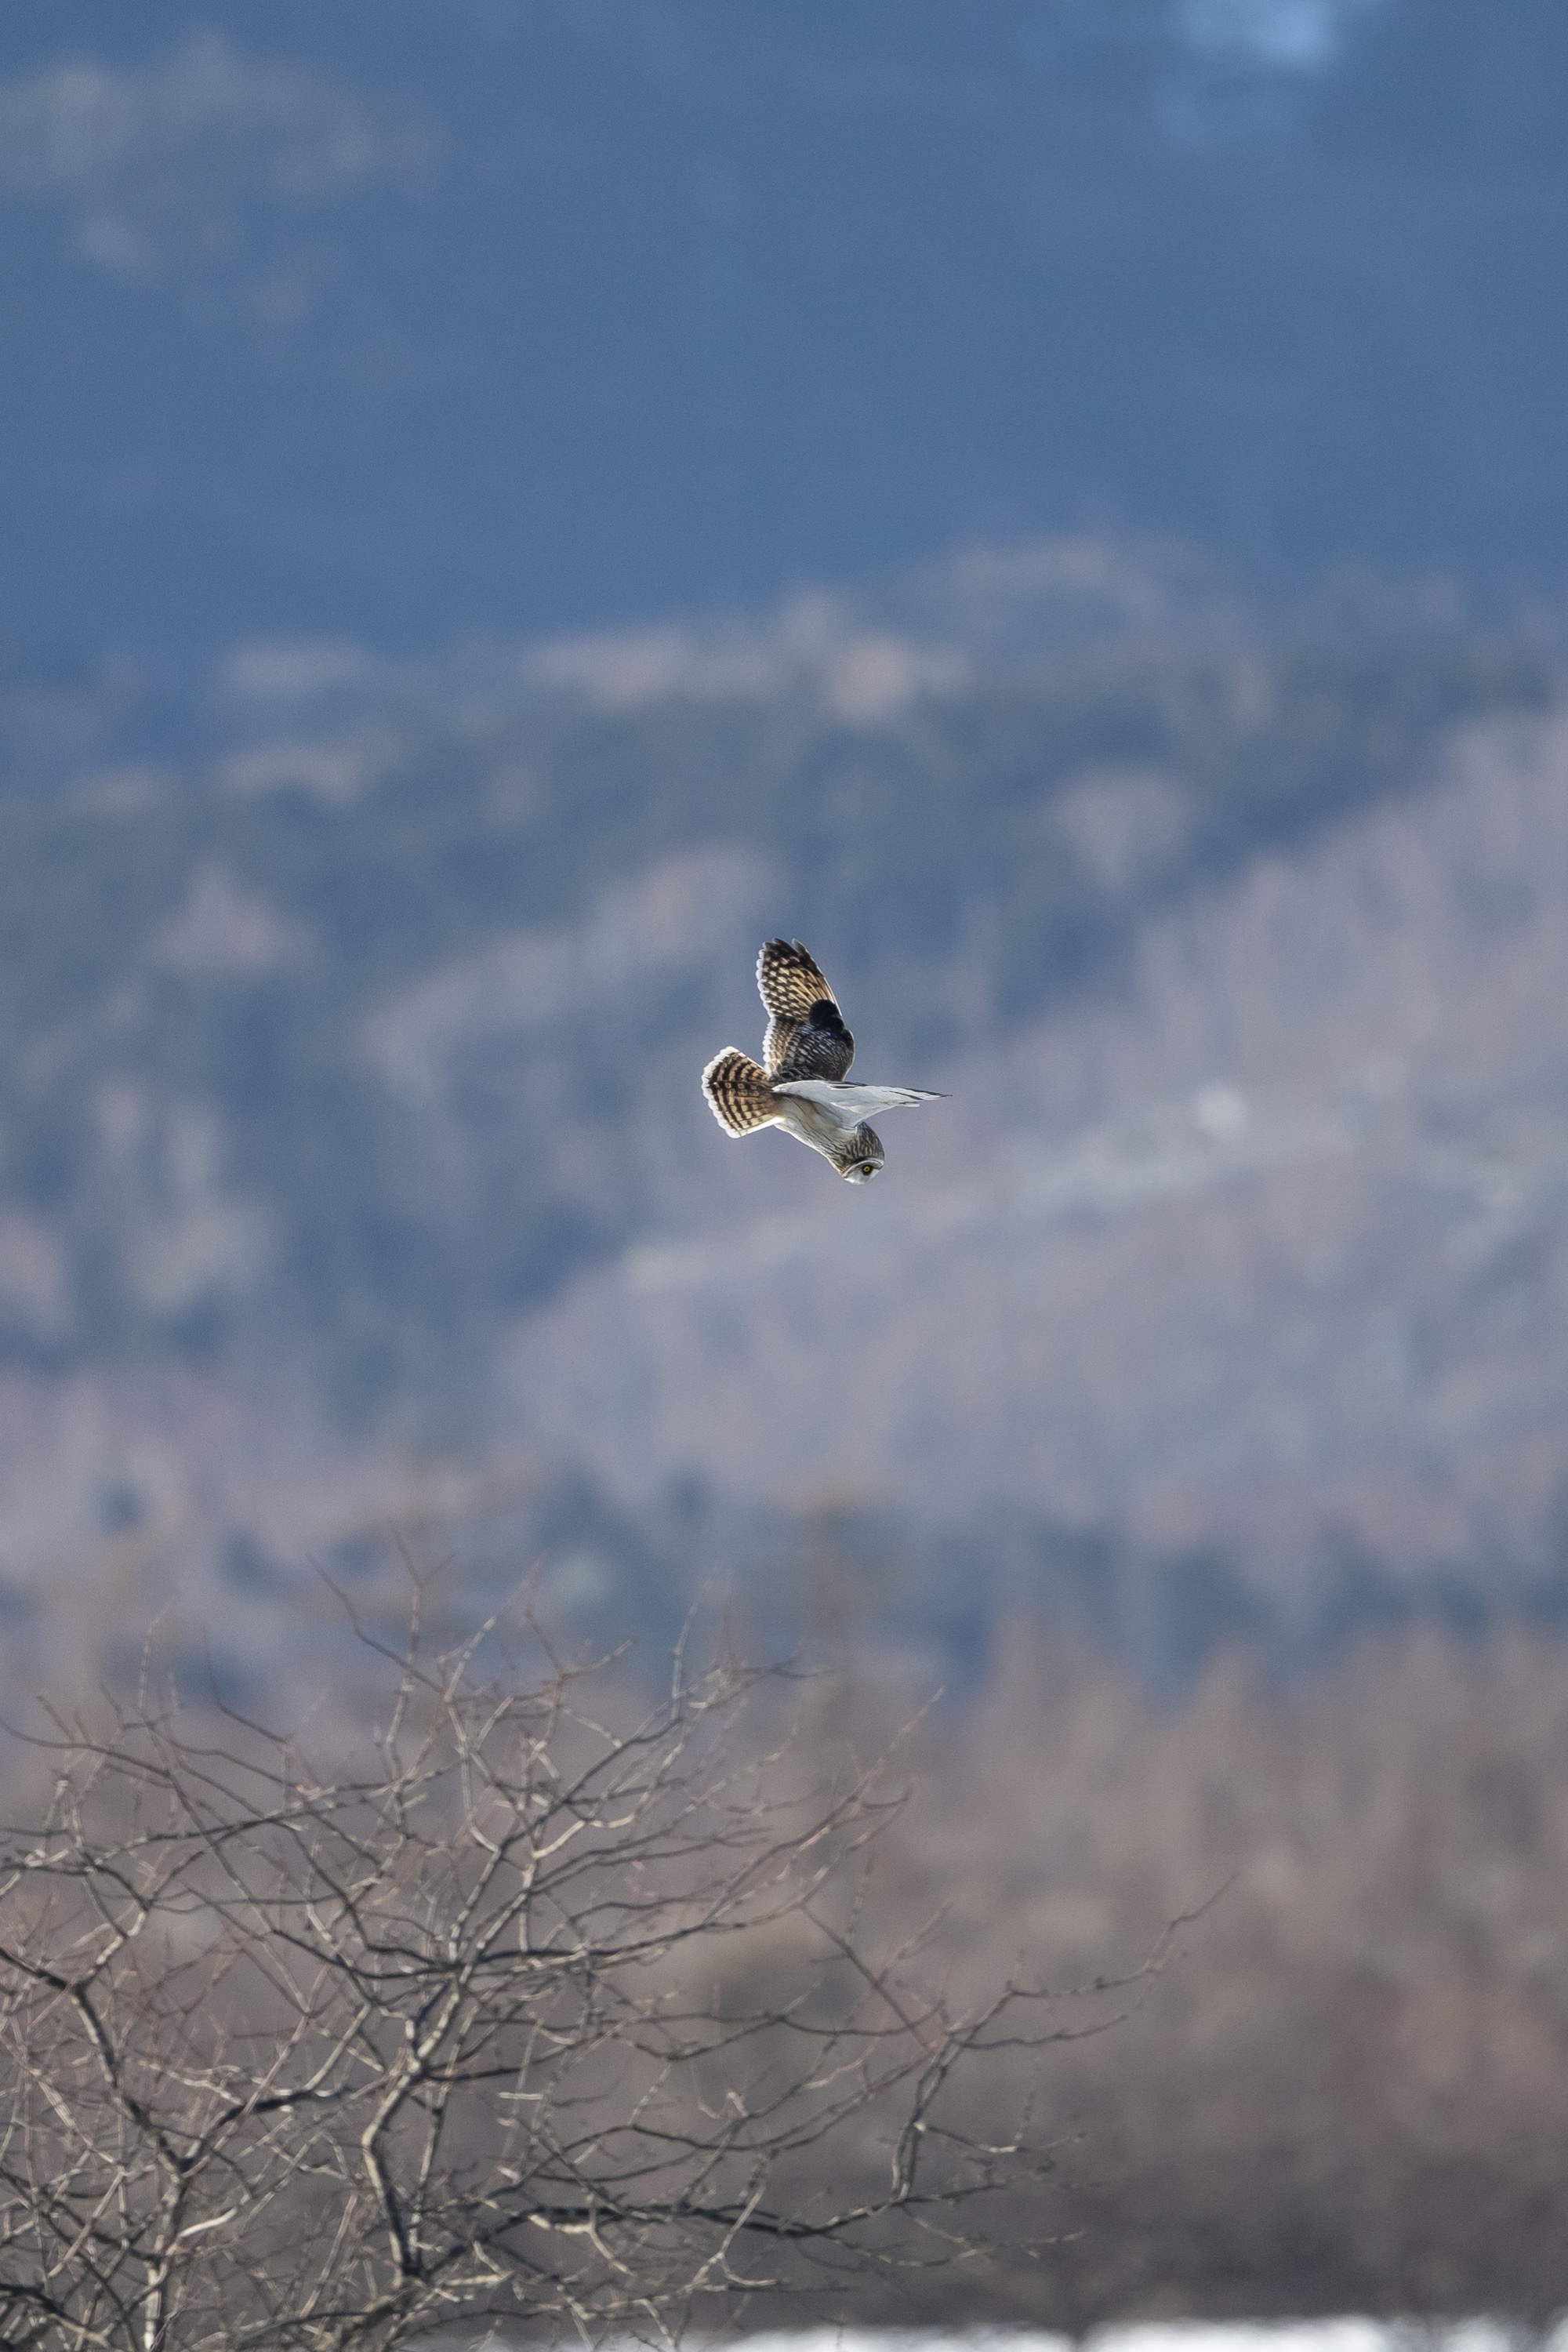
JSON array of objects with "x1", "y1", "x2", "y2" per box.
[
  {"x1": 772, "y1": 1080, "x2": 946, "y2": 1114},
  {"x1": 757, "y1": 938, "x2": 855, "y2": 1081}
]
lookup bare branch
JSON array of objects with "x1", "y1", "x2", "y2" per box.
[{"x1": 0, "y1": 1597, "x2": 1123, "y2": 2350}]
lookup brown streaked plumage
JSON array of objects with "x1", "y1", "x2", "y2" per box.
[
  {"x1": 757, "y1": 938, "x2": 856, "y2": 1083},
  {"x1": 702, "y1": 1048, "x2": 777, "y2": 1137},
  {"x1": 701, "y1": 938, "x2": 945, "y2": 1184}
]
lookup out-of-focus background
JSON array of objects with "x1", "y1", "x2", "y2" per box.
[{"x1": 5, "y1": 0, "x2": 1568, "y2": 2322}]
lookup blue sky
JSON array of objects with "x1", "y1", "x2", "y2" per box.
[
  {"x1": 1177, "y1": 0, "x2": 1377, "y2": 67},
  {"x1": 1, "y1": 1, "x2": 1563, "y2": 662}
]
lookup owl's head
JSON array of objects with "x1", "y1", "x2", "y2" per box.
[{"x1": 836, "y1": 1123, "x2": 884, "y2": 1182}]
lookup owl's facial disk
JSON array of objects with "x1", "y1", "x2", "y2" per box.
[{"x1": 838, "y1": 1123, "x2": 884, "y2": 1181}]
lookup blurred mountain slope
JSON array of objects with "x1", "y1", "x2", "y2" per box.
[
  {"x1": 0, "y1": 562, "x2": 1559, "y2": 1694},
  {"x1": 526, "y1": 700, "x2": 1568, "y2": 1605}
]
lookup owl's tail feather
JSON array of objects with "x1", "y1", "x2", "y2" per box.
[{"x1": 702, "y1": 1048, "x2": 779, "y2": 1136}]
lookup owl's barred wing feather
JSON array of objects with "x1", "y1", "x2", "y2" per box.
[
  {"x1": 757, "y1": 938, "x2": 837, "y2": 1022},
  {"x1": 757, "y1": 938, "x2": 855, "y2": 1080},
  {"x1": 702, "y1": 1048, "x2": 779, "y2": 1136},
  {"x1": 768, "y1": 1009, "x2": 855, "y2": 1081}
]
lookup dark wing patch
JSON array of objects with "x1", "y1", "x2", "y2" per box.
[
  {"x1": 768, "y1": 998, "x2": 855, "y2": 1082},
  {"x1": 702, "y1": 1048, "x2": 779, "y2": 1136},
  {"x1": 757, "y1": 938, "x2": 855, "y2": 1080}
]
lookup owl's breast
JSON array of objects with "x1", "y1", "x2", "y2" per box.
[{"x1": 775, "y1": 1093, "x2": 854, "y2": 1152}]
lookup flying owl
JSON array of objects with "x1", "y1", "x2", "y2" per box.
[{"x1": 701, "y1": 938, "x2": 944, "y2": 1182}]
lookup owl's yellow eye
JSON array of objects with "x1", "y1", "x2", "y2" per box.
[{"x1": 860, "y1": 1163, "x2": 877, "y2": 1177}]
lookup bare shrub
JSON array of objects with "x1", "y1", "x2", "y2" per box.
[{"x1": 0, "y1": 1595, "x2": 1113, "y2": 2352}]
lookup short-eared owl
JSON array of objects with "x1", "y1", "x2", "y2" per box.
[{"x1": 702, "y1": 938, "x2": 944, "y2": 1182}]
